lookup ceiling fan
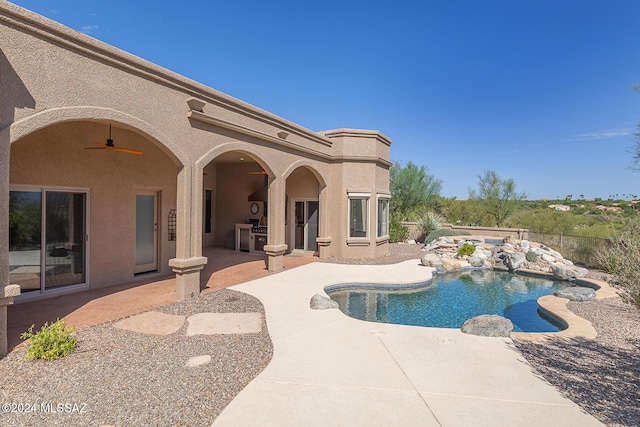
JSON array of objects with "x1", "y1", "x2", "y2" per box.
[
  {"x1": 249, "y1": 170, "x2": 268, "y2": 175},
  {"x1": 85, "y1": 124, "x2": 143, "y2": 155}
]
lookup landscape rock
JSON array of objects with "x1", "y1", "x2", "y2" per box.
[
  {"x1": 551, "y1": 263, "x2": 588, "y2": 281},
  {"x1": 468, "y1": 255, "x2": 486, "y2": 267},
  {"x1": 461, "y1": 315, "x2": 513, "y2": 337},
  {"x1": 554, "y1": 287, "x2": 597, "y2": 301},
  {"x1": 520, "y1": 240, "x2": 530, "y2": 251},
  {"x1": 541, "y1": 253, "x2": 556, "y2": 263},
  {"x1": 442, "y1": 257, "x2": 463, "y2": 272},
  {"x1": 421, "y1": 253, "x2": 442, "y2": 268},
  {"x1": 310, "y1": 294, "x2": 339, "y2": 310},
  {"x1": 502, "y1": 251, "x2": 526, "y2": 271}
]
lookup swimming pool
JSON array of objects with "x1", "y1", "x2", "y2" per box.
[{"x1": 327, "y1": 270, "x2": 585, "y2": 332}]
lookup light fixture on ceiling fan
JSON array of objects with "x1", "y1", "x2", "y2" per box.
[{"x1": 85, "y1": 124, "x2": 143, "y2": 155}]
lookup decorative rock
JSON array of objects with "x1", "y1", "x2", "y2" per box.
[
  {"x1": 520, "y1": 240, "x2": 530, "y2": 251},
  {"x1": 442, "y1": 257, "x2": 462, "y2": 272},
  {"x1": 461, "y1": 315, "x2": 513, "y2": 337},
  {"x1": 468, "y1": 256, "x2": 486, "y2": 267},
  {"x1": 185, "y1": 355, "x2": 212, "y2": 367},
  {"x1": 551, "y1": 263, "x2": 588, "y2": 281},
  {"x1": 310, "y1": 294, "x2": 339, "y2": 310},
  {"x1": 503, "y1": 251, "x2": 526, "y2": 270},
  {"x1": 421, "y1": 253, "x2": 443, "y2": 267},
  {"x1": 554, "y1": 287, "x2": 597, "y2": 301},
  {"x1": 541, "y1": 253, "x2": 556, "y2": 263}
]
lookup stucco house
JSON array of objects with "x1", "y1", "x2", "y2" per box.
[{"x1": 0, "y1": 2, "x2": 392, "y2": 353}]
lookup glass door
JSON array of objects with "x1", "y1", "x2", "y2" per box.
[
  {"x1": 135, "y1": 192, "x2": 158, "y2": 274},
  {"x1": 293, "y1": 200, "x2": 319, "y2": 252},
  {"x1": 9, "y1": 188, "x2": 87, "y2": 295},
  {"x1": 8, "y1": 191, "x2": 42, "y2": 293},
  {"x1": 44, "y1": 191, "x2": 86, "y2": 290}
]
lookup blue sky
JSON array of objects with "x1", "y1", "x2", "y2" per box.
[{"x1": 11, "y1": 0, "x2": 640, "y2": 200}]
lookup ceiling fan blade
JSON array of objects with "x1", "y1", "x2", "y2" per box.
[{"x1": 112, "y1": 147, "x2": 143, "y2": 155}]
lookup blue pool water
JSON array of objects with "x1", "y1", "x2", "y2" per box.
[{"x1": 328, "y1": 270, "x2": 582, "y2": 332}]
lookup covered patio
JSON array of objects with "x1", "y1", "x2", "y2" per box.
[{"x1": 6, "y1": 247, "x2": 316, "y2": 352}]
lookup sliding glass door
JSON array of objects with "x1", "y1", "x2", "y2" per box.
[{"x1": 9, "y1": 188, "x2": 87, "y2": 295}]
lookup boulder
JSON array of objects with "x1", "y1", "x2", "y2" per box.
[
  {"x1": 502, "y1": 251, "x2": 526, "y2": 271},
  {"x1": 442, "y1": 257, "x2": 462, "y2": 272},
  {"x1": 554, "y1": 287, "x2": 597, "y2": 301},
  {"x1": 461, "y1": 315, "x2": 513, "y2": 337},
  {"x1": 551, "y1": 263, "x2": 588, "y2": 281},
  {"x1": 541, "y1": 253, "x2": 556, "y2": 263},
  {"x1": 310, "y1": 294, "x2": 339, "y2": 310},
  {"x1": 421, "y1": 253, "x2": 443, "y2": 268},
  {"x1": 468, "y1": 255, "x2": 486, "y2": 268}
]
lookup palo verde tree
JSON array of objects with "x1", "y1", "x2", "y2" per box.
[
  {"x1": 390, "y1": 161, "x2": 442, "y2": 221},
  {"x1": 468, "y1": 170, "x2": 526, "y2": 227}
]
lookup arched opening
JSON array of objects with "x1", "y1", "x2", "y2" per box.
[
  {"x1": 9, "y1": 120, "x2": 179, "y2": 299},
  {"x1": 201, "y1": 150, "x2": 272, "y2": 253},
  {"x1": 285, "y1": 166, "x2": 323, "y2": 255}
]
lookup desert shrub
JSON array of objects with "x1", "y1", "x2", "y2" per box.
[
  {"x1": 389, "y1": 218, "x2": 409, "y2": 243},
  {"x1": 525, "y1": 250, "x2": 539, "y2": 262},
  {"x1": 457, "y1": 243, "x2": 476, "y2": 257},
  {"x1": 595, "y1": 216, "x2": 640, "y2": 308},
  {"x1": 424, "y1": 228, "x2": 470, "y2": 244},
  {"x1": 20, "y1": 319, "x2": 77, "y2": 360},
  {"x1": 418, "y1": 211, "x2": 446, "y2": 235}
]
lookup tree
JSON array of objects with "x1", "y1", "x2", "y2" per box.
[
  {"x1": 390, "y1": 161, "x2": 442, "y2": 221},
  {"x1": 468, "y1": 170, "x2": 526, "y2": 227},
  {"x1": 630, "y1": 84, "x2": 640, "y2": 171}
]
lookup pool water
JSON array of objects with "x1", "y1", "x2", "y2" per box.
[{"x1": 328, "y1": 270, "x2": 581, "y2": 332}]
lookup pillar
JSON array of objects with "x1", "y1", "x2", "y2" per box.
[
  {"x1": 169, "y1": 165, "x2": 207, "y2": 300},
  {"x1": 265, "y1": 175, "x2": 287, "y2": 272}
]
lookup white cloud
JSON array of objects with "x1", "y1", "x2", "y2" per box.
[
  {"x1": 574, "y1": 128, "x2": 633, "y2": 140},
  {"x1": 80, "y1": 25, "x2": 98, "y2": 34}
]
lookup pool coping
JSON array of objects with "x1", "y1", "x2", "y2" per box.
[
  {"x1": 511, "y1": 269, "x2": 620, "y2": 343},
  {"x1": 323, "y1": 266, "x2": 620, "y2": 343}
]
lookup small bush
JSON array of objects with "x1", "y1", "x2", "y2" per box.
[
  {"x1": 595, "y1": 216, "x2": 640, "y2": 308},
  {"x1": 418, "y1": 211, "x2": 446, "y2": 234},
  {"x1": 20, "y1": 319, "x2": 77, "y2": 360},
  {"x1": 424, "y1": 228, "x2": 470, "y2": 244},
  {"x1": 457, "y1": 242, "x2": 476, "y2": 257},
  {"x1": 389, "y1": 218, "x2": 409, "y2": 243},
  {"x1": 525, "y1": 250, "x2": 539, "y2": 262}
]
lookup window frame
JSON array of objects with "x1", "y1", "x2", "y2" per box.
[
  {"x1": 347, "y1": 192, "x2": 370, "y2": 241},
  {"x1": 376, "y1": 194, "x2": 391, "y2": 239}
]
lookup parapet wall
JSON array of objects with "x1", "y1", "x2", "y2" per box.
[{"x1": 402, "y1": 223, "x2": 529, "y2": 243}]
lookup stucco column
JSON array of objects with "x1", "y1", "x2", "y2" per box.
[
  {"x1": 169, "y1": 165, "x2": 207, "y2": 300},
  {"x1": 265, "y1": 176, "x2": 287, "y2": 272},
  {"x1": 316, "y1": 185, "x2": 332, "y2": 258},
  {"x1": 1, "y1": 128, "x2": 20, "y2": 355}
]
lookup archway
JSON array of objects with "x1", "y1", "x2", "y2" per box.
[{"x1": 9, "y1": 119, "x2": 180, "y2": 298}]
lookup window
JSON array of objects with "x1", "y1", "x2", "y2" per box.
[
  {"x1": 377, "y1": 195, "x2": 390, "y2": 238},
  {"x1": 348, "y1": 193, "x2": 370, "y2": 238}
]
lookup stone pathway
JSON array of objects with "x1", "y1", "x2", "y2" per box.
[{"x1": 113, "y1": 310, "x2": 263, "y2": 367}]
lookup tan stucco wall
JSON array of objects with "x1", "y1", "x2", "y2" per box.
[
  {"x1": 9, "y1": 121, "x2": 177, "y2": 288},
  {"x1": 0, "y1": 2, "x2": 392, "y2": 302}
]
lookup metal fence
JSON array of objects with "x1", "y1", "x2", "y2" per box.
[{"x1": 528, "y1": 232, "x2": 610, "y2": 268}]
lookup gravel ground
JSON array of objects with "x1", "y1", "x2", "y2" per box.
[
  {"x1": 0, "y1": 289, "x2": 272, "y2": 427},
  {"x1": 2, "y1": 243, "x2": 638, "y2": 426}
]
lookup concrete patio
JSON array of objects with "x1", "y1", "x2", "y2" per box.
[{"x1": 214, "y1": 260, "x2": 602, "y2": 427}]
